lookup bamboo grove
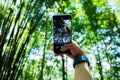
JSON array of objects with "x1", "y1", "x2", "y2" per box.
[{"x1": 0, "y1": 0, "x2": 120, "y2": 80}]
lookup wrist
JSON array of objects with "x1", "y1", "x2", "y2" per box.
[
  {"x1": 74, "y1": 52, "x2": 86, "y2": 58},
  {"x1": 76, "y1": 48, "x2": 86, "y2": 56},
  {"x1": 73, "y1": 55, "x2": 90, "y2": 68}
]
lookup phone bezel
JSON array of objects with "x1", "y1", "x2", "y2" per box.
[{"x1": 52, "y1": 14, "x2": 72, "y2": 53}]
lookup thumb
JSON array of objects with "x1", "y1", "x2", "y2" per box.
[{"x1": 61, "y1": 44, "x2": 70, "y2": 51}]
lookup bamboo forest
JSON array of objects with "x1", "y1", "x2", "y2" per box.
[{"x1": 0, "y1": 0, "x2": 120, "y2": 80}]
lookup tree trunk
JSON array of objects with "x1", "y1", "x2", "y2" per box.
[
  {"x1": 62, "y1": 55, "x2": 65, "y2": 80},
  {"x1": 65, "y1": 56, "x2": 68, "y2": 80},
  {"x1": 39, "y1": 17, "x2": 48, "y2": 80},
  {"x1": 95, "y1": 53, "x2": 104, "y2": 80}
]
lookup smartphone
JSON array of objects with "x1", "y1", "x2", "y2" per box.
[{"x1": 53, "y1": 14, "x2": 72, "y2": 53}]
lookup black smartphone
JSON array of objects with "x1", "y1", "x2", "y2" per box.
[{"x1": 53, "y1": 14, "x2": 72, "y2": 53}]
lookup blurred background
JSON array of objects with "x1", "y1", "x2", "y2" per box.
[{"x1": 0, "y1": 0, "x2": 120, "y2": 80}]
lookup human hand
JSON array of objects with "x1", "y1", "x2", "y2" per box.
[{"x1": 51, "y1": 41, "x2": 86, "y2": 59}]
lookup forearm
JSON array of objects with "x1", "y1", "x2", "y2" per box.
[{"x1": 74, "y1": 62, "x2": 92, "y2": 80}]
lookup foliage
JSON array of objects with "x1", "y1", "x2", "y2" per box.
[{"x1": 0, "y1": 0, "x2": 120, "y2": 80}]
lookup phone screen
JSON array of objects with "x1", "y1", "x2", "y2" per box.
[{"x1": 53, "y1": 15, "x2": 72, "y2": 53}]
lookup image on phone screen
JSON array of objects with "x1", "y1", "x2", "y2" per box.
[{"x1": 53, "y1": 15, "x2": 72, "y2": 53}]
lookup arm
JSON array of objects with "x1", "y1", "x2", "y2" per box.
[
  {"x1": 74, "y1": 62, "x2": 92, "y2": 80},
  {"x1": 51, "y1": 41, "x2": 92, "y2": 80}
]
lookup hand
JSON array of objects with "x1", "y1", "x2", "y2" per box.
[{"x1": 51, "y1": 41, "x2": 86, "y2": 59}]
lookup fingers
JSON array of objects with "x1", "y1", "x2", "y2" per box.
[
  {"x1": 61, "y1": 44, "x2": 71, "y2": 52},
  {"x1": 50, "y1": 42, "x2": 62, "y2": 57},
  {"x1": 66, "y1": 54, "x2": 75, "y2": 59},
  {"x1": 50, "y1": 42, "x2": 54, "y2": 46},
  {"x1": 50, "y1": 42, "x2": 54, "y2": 50},
  {"x1": 54, "y1": 53, "x2": 62, "y2": 57},
  {"x1": 51, "y1": 46, "x2": 54, "y2": 50},
  {"x1": 51, "y1": 41, "x2": 74, "y2": 58}
]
